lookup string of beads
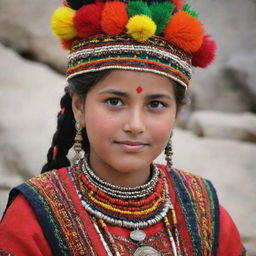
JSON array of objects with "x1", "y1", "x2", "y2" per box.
[{"x1": 69, "y1": 159, "x2": 182, "y2": 255}]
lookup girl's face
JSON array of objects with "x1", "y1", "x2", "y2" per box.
[{"x1": 72, "y1": 70, "x2": 177, "y2": 184}]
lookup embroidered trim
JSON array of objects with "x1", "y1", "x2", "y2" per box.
[
  {"x1": 169, "y1": 169, "x2": 220, "y2": 256},
  {"x1": 13, "y1": 169, "x2": 98, "y2": 256},
  {"x1": 66, "y1": 35, "x2": 192, "y2": 88}
]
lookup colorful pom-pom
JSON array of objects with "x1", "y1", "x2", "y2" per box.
[
  {"x1": 73, "y1": 3, "x2": 104, "y2": 39},
  {"x1": 60, "y1": 39, "x2": 75, "y2": 50},
  {"x1": 173, "y1": 0, "x2": 184, "y2": 10},
  {"x1": 51, "y1": 7, "x2": 77, "y2": 40},
  {"x1": 192, "y1": 35, "x2": 217, "y2": 68},
  {"x1": 126, "y1": 15, "x2": 156, "y2": 42},
  {"x1": 183, "y1": 3, "x2": 199, "y2": 18},
  {"x1": 101, "y1": 1, "x2": 128, "y2": 35},
  {"x1": 164, "y1": 11, "x2": 204, "y2": 53},
  {"x1": 127, "y1": 1, "x2": 151, "y2": 18},
  {"x1": 150, "y1": 2, "x2": 174, "y2": 35}
]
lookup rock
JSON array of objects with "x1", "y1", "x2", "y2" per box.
[
  {"x1": 190, "y1": 0, "x2": 256, "y2": 112},
  {"x1": 224, "y1": 50, "x2": 256, "y2": 112},
  {"x1": 0, "y1": 0, "x2": 66, "y2": 73},
  {"x1": 186, "y1": 111, "x2": 256, "y2": 142},
  {"x1": 156, "y1": 128, "x2": 256, "y2": 255},
  {"x1": 0, "y1": 43, "x2": 65, "y2": 189}
]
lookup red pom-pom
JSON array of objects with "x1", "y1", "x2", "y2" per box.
[
  {"x1": 164, "y1": 11, "x2": 204, "y2": 53},
  {"x1": 173, "y1": 0, "x2": 184, "y2": 10},
  {"x1": 60, "y1": 39, "x2": 75, "y2": 50},
  {"x1": 73, "y1": 3, "x2": 104, "y2": 39},
  {"x1": 101, "y1": 1, "x2": 128, "y2": 35},
  {"x1": 192, "y1": 35, "x2": 217, "y2": 68}
]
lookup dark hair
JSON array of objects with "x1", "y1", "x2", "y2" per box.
[{"x1": 41, "y1": 70, "x2": 186, "y2": 173}]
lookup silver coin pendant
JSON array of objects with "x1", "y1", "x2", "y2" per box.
[
  {"x1": 133, "y1": 246, "x2": 161, "y2": 256},
  {"x1": 130, "y1": 230, "x2": 146, "y2": 242}
]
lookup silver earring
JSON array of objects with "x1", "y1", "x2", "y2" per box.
[
  {"x1": 165, "y1": 132, "x2": 173, "y2": 170},
  {"x1": 73, "y1": 121, "x2": 83, "y2": 165}
]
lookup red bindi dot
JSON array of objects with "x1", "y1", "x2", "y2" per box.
[{"x1": 136, "y1": 86, "x2": 143, "y2": 94}]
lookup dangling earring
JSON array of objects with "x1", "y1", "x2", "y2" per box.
[
  {"x1": 73, "y1": 120, "x2": 83, "y2": 165},
  {"x1": 165, "y1": 132, "x2": 173, "y2": 170}
]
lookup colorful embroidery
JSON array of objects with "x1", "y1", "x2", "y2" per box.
[
  {"x1": 66, "y1": 35, "x2": 192, "y2": 88},
  {"x1": 8, "y1": 166, "x2": 229, "y2": 255},
  {"x1": 111, "y1": 229, "x2": 173, "y2": 255},
  {"x1": 13, "y1": 169, "x2": 97, "y2": 256},
  {"x1": 170, "y1": 168, "x2": 220, "y2": 256}
]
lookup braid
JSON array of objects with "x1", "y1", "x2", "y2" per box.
[{"x1": 41, "y1": 86, "x2": 76, "y2": 173}]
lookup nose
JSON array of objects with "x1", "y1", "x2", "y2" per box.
[{"x1": 123, "y1": 107, "x2": 145, "y2": 134}]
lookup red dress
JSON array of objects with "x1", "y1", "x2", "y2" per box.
[{"x1": 0, "y1": 166, "x2": 246, "y2": 256}]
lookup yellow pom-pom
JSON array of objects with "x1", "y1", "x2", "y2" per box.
[
  {"x1": 126, "y1": 15, "x2": 156, "y2": 42},
  {"x1": 51, "y1": 7, "x2": 77, "y2": 40}
]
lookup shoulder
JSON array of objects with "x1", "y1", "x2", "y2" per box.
[
  {"x1": 157, "y1": 164, "x2": 220, "y2": 217},
  {"x1": 157, "y1": 163, "x2": 217, "y2": 194},
  {"x1": 0, "y1": 194, "x2": 52, "y2": 255},
  {"x1": 2, "y1": 167, "x2": 71, "y2": 221},
  {"x1": 16, "y1": 167, "x2": 70, "y2": 193},
  {"x1": 157, "y1": 164, "x2": 221, "y2": 255},
  {"x1": 27, "y1": 167, "x2": 69, "y2": 183}
]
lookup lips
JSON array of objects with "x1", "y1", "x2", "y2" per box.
[
  {"x1": 117, "y1": 140, "x2": 147, "y2": 146},
  {"x1": 114, "y1": 140, "x2": 149, "y2": 152}
]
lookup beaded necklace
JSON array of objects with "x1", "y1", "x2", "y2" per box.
[{"x1": 72, "y1": 158, "x2": 182, "y2": 256}]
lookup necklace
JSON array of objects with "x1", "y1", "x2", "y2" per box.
[
  {"x1": 83, "y1": 155, "x2": 159, "y2": 199},
  {"x1": 71, "y1": 159, "x2": 182, "y2": 256}
]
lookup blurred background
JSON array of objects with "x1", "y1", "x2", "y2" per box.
[{"x1": 0, "y1": 0, "x2": 255, "y2": 254}]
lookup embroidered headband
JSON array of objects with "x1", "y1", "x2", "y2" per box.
[{"x1": 51, "y1": 0, "x2": 217, "y2": 89}]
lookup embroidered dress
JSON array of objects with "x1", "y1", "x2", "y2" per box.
[{"x1": 0, "y1": 165, "x2": 247, "y2": 256}]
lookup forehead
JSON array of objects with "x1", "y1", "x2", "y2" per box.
[{"x1": 90, "y1": 70, "x2": 175, "y2": 95}]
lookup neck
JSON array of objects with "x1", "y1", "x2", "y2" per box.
[{"x1": 86, "y1": 156, "x2": 151, "y2": 188}]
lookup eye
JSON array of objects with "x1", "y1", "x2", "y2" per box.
[
  {"x1": 148, "y1": 101, "x2": 166, "y2": 109},
  {"x1": 105, "y1": 98, "x2": 123, "y2": 106}
]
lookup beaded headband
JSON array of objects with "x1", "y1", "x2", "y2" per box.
[{"x1": 51, "y1": 0, "x2": 217, "y2": 88}]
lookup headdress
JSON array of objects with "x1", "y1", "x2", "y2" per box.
[{"x1": 51, "y1": 0, "x2": 216, "y2": 89}]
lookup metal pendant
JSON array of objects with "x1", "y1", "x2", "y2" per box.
[
  {"x1": 130, "y1": 230, "x2": 146, "y2": 242},
  {"x1": 133, "y1": 246, "x2": 161, "y2": 256}
]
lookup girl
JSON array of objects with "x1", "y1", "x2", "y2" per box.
[{"x1": 0, "y1": 0, "x2": 247, "y2": 255}]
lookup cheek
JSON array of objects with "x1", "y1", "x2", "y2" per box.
[
  {"x1": 85, "y1": 109, "x2": 121, "y2": 140},
  {"x1": 149, "y1": 115, "x2": 175, "y2": 143},
  {"x1": 151, "y1": 125, "x2": 172, "y2": 142}
]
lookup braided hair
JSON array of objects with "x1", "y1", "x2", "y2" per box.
[
  {"x1": 41, "y1": 70, "x2": 186, "y2": 173},
  {"x1": 41, "y1": 70, "x2": 112, "y2": 173}
]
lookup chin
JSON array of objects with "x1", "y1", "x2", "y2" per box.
[{"x1": 112, "y1": 156, "x2": 151, "y2": 173}]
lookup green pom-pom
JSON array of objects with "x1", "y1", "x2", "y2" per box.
[
  {"x1": 127, "y1": 1, "x2": 151, "y2": 18},
  {"x1": 183, "y1": 3, "x2": 199, "y2": 18},
  {"x1": 150, "y1": 2, "x2": 174, "y2": 35}
]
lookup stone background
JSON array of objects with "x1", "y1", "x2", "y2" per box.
[{"x1": 0, "y1": 0, "x2": 255, "y2": 254}]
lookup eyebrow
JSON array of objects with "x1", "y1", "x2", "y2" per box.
[
  {"x1": 99, "y1": 90, "x2": 173, "y2": 100},
  {"x1": 99, "y1": 89, "x2": 128, "y2": 97}
]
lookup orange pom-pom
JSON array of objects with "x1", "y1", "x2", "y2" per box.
[
  {"x1": 173, "y1": 0, "x2": 184, "y2": 10},
  {"x1": 60, "y1": 39, "x2": 75, "y2": 50},
  {"x1": 101, "y1": 1, "x2": 128, "y2": 35},
  {"x1": 164, "y1": 11, "x2": 204, "y2": 53},
  {"x1": 73, "y1": 3, "x2": 104, "y2": 39}
]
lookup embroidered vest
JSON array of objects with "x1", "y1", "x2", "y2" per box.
[{"x1": 5, "y1": 166, "x2": 220, "y2": 256}]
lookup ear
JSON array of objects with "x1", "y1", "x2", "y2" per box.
[{"x1": 70, "y1": 92, "x2": 86, "y2": 128}]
